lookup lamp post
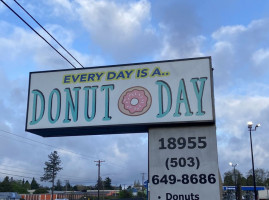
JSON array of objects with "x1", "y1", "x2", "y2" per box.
[
  {"x1": 248, "y1": 121, "x2": 261, "y2": 200},
  {"x1": 229, "y1": 162, "x2": 238, "y2": 200}
]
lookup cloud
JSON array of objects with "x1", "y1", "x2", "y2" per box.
[
  {"x1": 0, "y1": 21, "x2": 66, "y2": 71},
  {"x1": 157, "y1": 35, "x2": 205, "y2": 60},
  {"x1": 0, "y1": 21, "x2": 104, "y2": 71},
  {"x1": 151, "y1": 1, "x2": 204, "y2": 60},
  {"x1": 44, "y1": 0, "x2": 77, "y2": 19},
  {"x1": 210, "y1": 18, "x2": 269, "y2": 90},
  {"x1": 75, "y1": 0, "x2": 160, "y2": 62},
  {"x1": 251, "y1": 48, "x2": 269, "y2": 74},
  {"x1": 212, "y1": 25, "x2": 246, "y2": 40},
  {"x1": 216, "y1": 95, "x2": 269, "y2": 138},
  {"x1": 215, "y1": 94, "x2": 269, "y2": 175}
]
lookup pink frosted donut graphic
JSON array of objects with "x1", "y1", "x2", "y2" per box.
[{"x1": 118, "y1": 86, "x2": 152, "y2": 116}]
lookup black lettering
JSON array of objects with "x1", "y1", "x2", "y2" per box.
[
  {"x1": 173, "y1": 195, "x2": 178, "y2": 200},
  {"x1": 184, "y1": 194, "x2": 190, "y2": 200},
  {"x1": 166, "y1": 193, "x2": 172, "y2": 200}
]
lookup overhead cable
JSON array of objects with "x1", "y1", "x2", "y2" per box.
[
  {"x1": 0, "y1": 129, "x2": 126, "y2": 169},
  {"x1": 0, "y1": 0, "x2": 77, "y2": 69},
  {"x1": 14, "y1": 0, "x2": 84, "y2": 68},
  {"x1": 0, "y1": 129, "x2": 98, "y2": 160},
  {"x1": 0, "y1": 167, "x2": 97, "y2": 182}
]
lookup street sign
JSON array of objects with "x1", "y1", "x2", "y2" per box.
[
  {"x1": 144, "y1": 180, "x2": 148, "y2": 188},
  {"x1": 223, "y1": 186, "x2": 236, "y2": 190}
]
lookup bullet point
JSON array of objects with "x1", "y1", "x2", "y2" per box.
[{"x1": 158, "y1": 196, "x2": 161, "y2": 199}]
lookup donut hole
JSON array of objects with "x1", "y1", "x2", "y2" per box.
[{"x1": 131, "y1": 98, "x2": 139, "y2": 106}]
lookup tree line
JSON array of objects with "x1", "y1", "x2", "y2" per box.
[
  {"x1": 0, "y1": 176, "x2": 47, "y2": 194},
  {"x1": 0, "y1": 151, "x2": 145, "y2": 199},
  {"x1": 0, "y1": 151, "x2": 128, "y2": 194},
  {"x1": 223, "y1": 168, "x2": 269, "y2": 186},
  {"x1": 0, "y1": 176, "x2": 122, "y2": 194},
  {"x1": 223, "y1": 168, "x2": 269, "y2": 200}
]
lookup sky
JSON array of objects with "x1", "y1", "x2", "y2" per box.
[{"x1": 0, "y1": 0, "x2": 269, "y2": 188}]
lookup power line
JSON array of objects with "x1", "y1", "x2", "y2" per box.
[
  {"x1": 0, "y1": 0, "x2": 77, "y2": 69},
  {"x1": 0, "y1": 171, "x2": 97, "y2": 185},
  {"x1": 0, "y1": 168, "x2": 41, "y2": 177},
  {"x1": 0, "y1": 171, "x2": 33, "y2": 179},
  {"x1": 0, "y1": 129, "x2": 98, "y2": 161},
  {"x1": 0, "y1": 129, "x2": 126, "y2": 169},
  {"x1": 0, "y1": 164, "x2": 42, "y2": 174},
  {"x1": 13, "y1": 0, "x2": 84, "y2": 69},
  {"x1": 0, "y1": 166, "x2": 97, "y2": 183}
]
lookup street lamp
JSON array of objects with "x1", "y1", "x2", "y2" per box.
[
  {"x1": 229, "y1": 162, "x2": 238, "y2": 200},
  {"x1": 248, "y1": 121, "x2": 261, "y2": 200}
]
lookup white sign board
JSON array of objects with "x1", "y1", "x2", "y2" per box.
[
  {"x1": 149, "y1": 126, "x2": 220, "y2": 200},
  {"x1": 26, "y1": 57, "x2": 214, "y2": 137}
]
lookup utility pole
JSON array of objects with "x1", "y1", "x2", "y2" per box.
[
  {"x1": 95, "y1": 160, "x2": 105, "y2": 200},
  {"x1": 141, "y1": 173, "x2": 146, "y2": 190},
  {"x1": 65, "y1": 180, "x2": 68, "y2": 192}
]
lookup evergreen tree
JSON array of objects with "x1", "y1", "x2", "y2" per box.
[
  {"x1": 137, "y1": 180, "x2": 141, "y2": 187},
  {"x1": 0, "y1": 177, "x2": 29, "y2": 193},
  {"x1": 95, "y1": 177, "x2": 103, "y2": 190},
  {"x1": 41, "y1": 151, "x2": 63, "y2": 200},
  {"x1": 65, "y1": 180, "x2": 71, "y2": 191},
  {"x1": 223, "y1": 171, "x2": 234, "y2": 186},
  {"x1": 0, "y1": 176, "x2": 12, "y2": 192},
  {"x1": 31, "y1": 178, "x2": 39, "y2": 189},
  {"x1": 134, "y1": 180, "x2": 141, "y2": 188},
  {"x1": 25, "y1": 180, "x2": 31, "y2": 190},
  {"x1": 55, "y1": 179, "x2": 62, "y2": 191},
  {"x1": 10, "y1": 180, "x2": 28, "y2": 194},
  {"x1": 73, "y1": 185, "x2": 78, "y2": 191},
  {"x1": 103, "y1": 177, "x2": 113, "y2": 190}
]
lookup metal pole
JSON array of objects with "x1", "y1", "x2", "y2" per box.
[
  {"x1": 233, "y1": 166, "x2": 237, "y2": 200},
  {"x1": 249, "y1": 129, "x2": 257, "y2": 200},
  {"x1": 266, "y1": 184, "x2": 268, "y2": 199}
]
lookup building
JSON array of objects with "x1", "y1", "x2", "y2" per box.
[{"x1": 258, "y1": 190, "x2": 269, "y2": 200}]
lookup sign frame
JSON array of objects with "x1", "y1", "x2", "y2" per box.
[{"x1": 25, "y1": 56, "x2": 215, "y2": 137}]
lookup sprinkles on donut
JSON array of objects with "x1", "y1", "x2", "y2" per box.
[{"x1": 118, "y1": 86, "x2": 152, "y2": 116}]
